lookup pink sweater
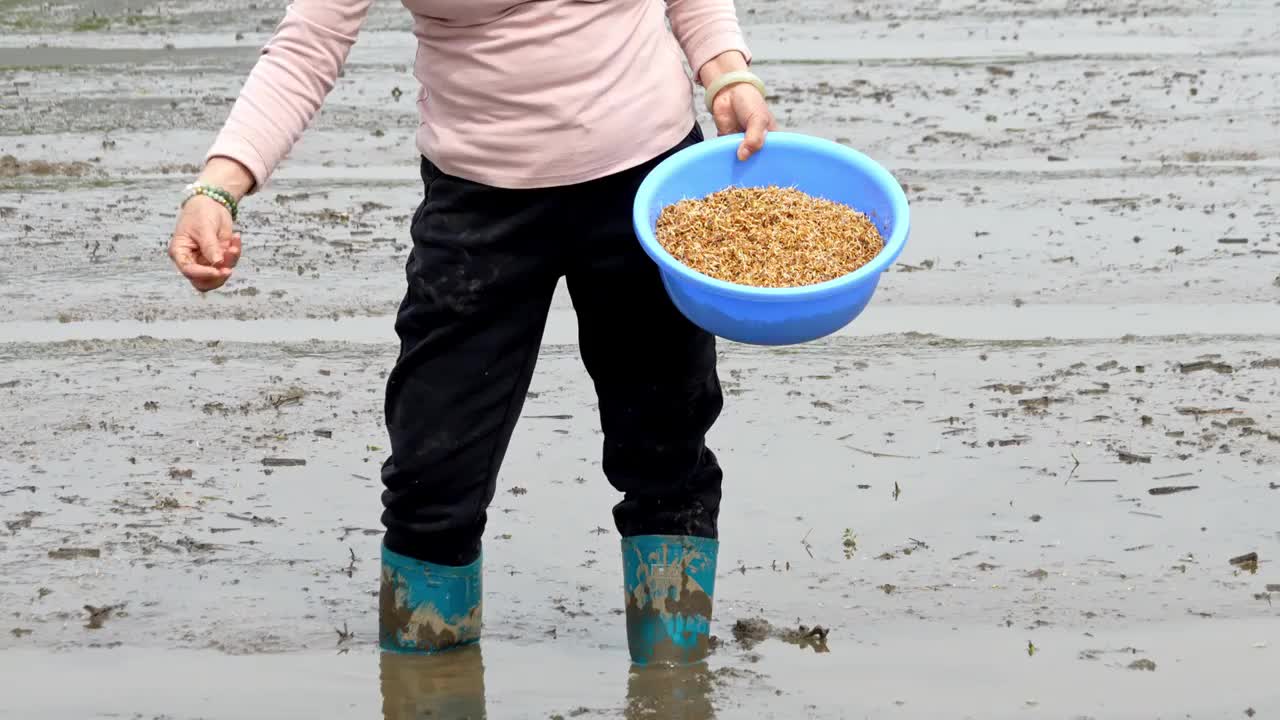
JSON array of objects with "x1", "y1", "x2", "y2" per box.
[{"x1": 207, "y1": 0, "x2": 751, "y2": 191}]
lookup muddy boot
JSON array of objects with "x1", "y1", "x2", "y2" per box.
[
  {"x1": 379, "y1": 544, "x2": 482, "y2": 654},
  {"x1": 621, "y1": 534, "x2": 718, "y2": 666}
]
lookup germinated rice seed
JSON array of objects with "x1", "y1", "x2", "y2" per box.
[{"x1": 656, "y1": 185, "x2": 885, "y2": 288}]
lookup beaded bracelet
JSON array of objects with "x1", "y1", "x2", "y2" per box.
[{"x1": 182, "y1": 183, "x2": 240, "y2": 222}]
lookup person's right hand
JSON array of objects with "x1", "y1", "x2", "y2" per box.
[
  {"x1": 169, "y1": 197, "x2": 241, "y2": 292},
  {"x1": 168, "y1": 158, "x2": 253, "y2": 292}
]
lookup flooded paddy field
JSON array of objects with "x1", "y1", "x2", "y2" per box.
[{"x1": 1, "y1": 0, "x2": 1278, "y2": 717}]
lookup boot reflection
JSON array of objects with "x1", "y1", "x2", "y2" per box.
[
  {"x1": 380, "y1": 644, "x2": 486, "y2": 720},
  {"x1": 624, "y1": 662, "x2": 715, "y2": 720}
]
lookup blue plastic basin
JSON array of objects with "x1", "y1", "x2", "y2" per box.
[{"x1": 633, "y1": 131, "x2": 910, "y2": 346}]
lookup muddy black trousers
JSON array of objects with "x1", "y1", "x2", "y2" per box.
[{"x1": 379, "y1": 125, "x2": 724, "y2": 567}]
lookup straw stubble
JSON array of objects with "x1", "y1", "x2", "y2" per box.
[{"x1": 655, "y1": 186, "x2": 885, "y2": 289}]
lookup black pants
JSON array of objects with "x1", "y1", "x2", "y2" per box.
[{"x1": 380, "y1": 125, "x2": 724, "y2": 567}]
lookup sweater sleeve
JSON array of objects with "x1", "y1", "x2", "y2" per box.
[
  {"x1": 664, "y1": 0, "x2": 752, "y2": 85},
  {"x1": 205, "y1": 0, "x2": 375, "y2": 192}
]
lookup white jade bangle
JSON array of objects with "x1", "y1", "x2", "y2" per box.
[{"x1": 704, "y1": 70, "x2": 766, "y2": 113}]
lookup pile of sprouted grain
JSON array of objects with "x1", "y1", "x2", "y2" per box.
[{"x1": 655, "y1": 185, "x2": 885, "y2": 288}]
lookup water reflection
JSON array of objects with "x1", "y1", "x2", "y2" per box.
[
  {"x1": 625, "y1": 662, "x2": 715, "y2": 720},
  {"x1": 380, "y1": 644, "x2": 486, "y2": 720},
  {"x1": 379, "y1": 645, "x2": 715, "y2": 719}
]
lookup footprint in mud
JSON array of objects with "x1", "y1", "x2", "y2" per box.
[{"x1": 731, "y1": 617, "x2": 831, "y2": 653}]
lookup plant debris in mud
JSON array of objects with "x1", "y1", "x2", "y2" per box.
[
  {"x1": 4, "y1": 510, "x2": 42, "y2": 534},
  {"x1": 1117, "y1": 450, "x2": 1152, "y2": 464},
  {"x1": 1178, "y1": 360, "x2": 1234, "y2": 374},
  {"x1": 268, "y1": 387, "x2": 307, "y2": 409},
  {"x1": 655, "y1": 186, "x2": 885, "y2": 288},
  {"x1": 177, "y1": 536, "x2": 215, "y2": 553},
  {"x1": 876, "y1": 537, "x2": 929, "y2": 561},
  {"x1": 1230, "y1": 552, "x2": 1259, "y2": 574},
  {"x1": 262, "y1": 457, "x2": 306, "y2": 467},
  {"x1": 227, "y1": 512, "x2": 278, "y2": 526},
  {"x1": 334, "y1": 621, "x2": 353, "y2": 645},
  {"x1": 1018, "y1": 396, "x2": 1066, "y2": 415},
  {"x1": 1148, "y1": 485, "x2": 1199, "y2": 496},
  {"x1": 0, "y1": 154, "x2": 93, "y2": 178},
  {"x1": 731, "y1": 617, "x2": 830, "y2": 653},
  {"x1": 83, "y1": 603, "x2": 125, "y2": 629},
  {"x1": 48, "y1": 547, "x2": 100, "y2": 560},
  {"x1": 152, "y1": 495, "x2": 181, "y2": 510}
]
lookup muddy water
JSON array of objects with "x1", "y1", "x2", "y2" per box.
[
  {"x1": 2, "y1": 336, "x2": 1278, "y2": 717},
  {"x1": 2, "y1": 0, "x2": 1279, "y2": 717}
]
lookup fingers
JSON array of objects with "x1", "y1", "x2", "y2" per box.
[
  {"x1": 171, "y1": 241, "x2": 231, "y2": 282},
  {"x1": 169, "y1": 230, "x2": 233, "y2": 293},
  {"x1": 183, "y1": 264, "x2": 231, "y2": 292},
  {"x1": 712, "y1": 83, "x2": 776, "y2": 161},
  {"x1": 168, "y1": 198, "x2": 242, "y2": 292},
  {"x1": 219, "y1": 232, "x2": 243, "y2": 270},
  {"x1": 711, "y1": 104, "x2": 739, "y2": 138},
  {"x1": 737, "y1": 110, "x2": 770, "y2": 161},
  {"x1": 194, "y1": 226, "x2": 225, "y2": 267},
  {"x1": 190, "y1": 275, "x2": 229, "y2": 292}
]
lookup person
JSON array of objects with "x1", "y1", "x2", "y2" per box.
[{"x1": 167, "y1": 0, "x2": 776, "y2": 667}]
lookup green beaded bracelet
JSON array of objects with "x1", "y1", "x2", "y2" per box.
[{"x1": 182, "y1": 183, "x2": 240, "y2": 222}]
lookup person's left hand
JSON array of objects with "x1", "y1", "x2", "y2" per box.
[{"x1": 709, "y1": 81, "x2": 778, "y2": 162}]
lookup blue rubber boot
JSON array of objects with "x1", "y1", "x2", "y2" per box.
[
  {"x1": 379, "y1": 544, "x2": 482, "y2": 654},
  {"x1": 621, "y1": 534, "x2": 718, "y2": 666}
]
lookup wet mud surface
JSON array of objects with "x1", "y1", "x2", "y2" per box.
[
  {"x1": 2, "y1": 0, "x2": 1279, "y2": 717},
  {"x1": 3, "y1": 335, "x2": 1278, "y2": 717}
]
